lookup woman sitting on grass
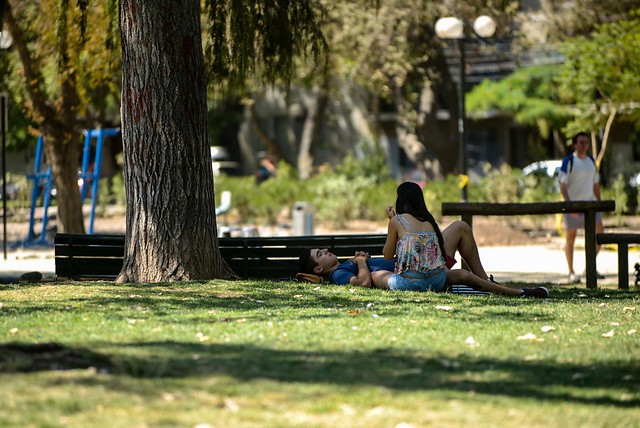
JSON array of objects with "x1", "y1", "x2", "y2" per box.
[{"x1": 381, "y1": 181, "x2": 548, "y2": 297}]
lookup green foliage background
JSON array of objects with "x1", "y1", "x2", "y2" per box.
[{"x1": 206, "y1": 156, "x2": 636, "y2": 228}]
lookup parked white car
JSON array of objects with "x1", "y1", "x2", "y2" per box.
[
  {"x1": 520, "y1": 159, "x2": 563, "y2": 193},
  {"x1": 522, "y1": 159, "x2": 563, "y2": 178}
]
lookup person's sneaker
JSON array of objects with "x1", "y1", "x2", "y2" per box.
[
  {"x1": 520, "y1": 287, "x2": 549, "y2": 298},
  {"x1": 488, "y1": 274, "x2": 500, "y2": 284},
  {"x1": 568, "y1": 272, "x2": 581, "y2": 284}
]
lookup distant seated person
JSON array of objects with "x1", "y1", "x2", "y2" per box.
[{"x1": 255, "y1": 152, "x2": 278, "y2": 185}]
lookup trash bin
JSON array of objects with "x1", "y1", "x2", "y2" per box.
[{"x1": 292, "y1": 201, "x2": 314, "y2": 235}]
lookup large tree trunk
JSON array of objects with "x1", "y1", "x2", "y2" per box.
[
  {"x1": 42, "y1": 129, "x2": 85, "y2": 233},
  {"x1": 118, "y1": 0, "x2": 230, "y2": 283}
]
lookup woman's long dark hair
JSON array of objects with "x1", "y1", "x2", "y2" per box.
[{"x1": 395, "y1": 181, "x2": 446, "y2": 256}]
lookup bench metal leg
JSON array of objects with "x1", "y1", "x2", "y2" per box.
[{"x1": 617, "y1": 244, "x2": 629, "y2": 289}]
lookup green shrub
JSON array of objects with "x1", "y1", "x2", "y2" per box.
[
  {"x1": 423, "y1": 175, "x2": 461, "y2": 220},
  {"x1": 477, "y1": 163, "x2": 520, "y2": 203},
  {"x1": 604, "y1": 174, "x2": 638, "y2": 217}
]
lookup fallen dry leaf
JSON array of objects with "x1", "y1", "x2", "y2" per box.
[
  {"x1": 9, "y1": 328, "x2": 18, "y2": 335},
  {"x1": 436, "y1": 305, "x2": 452, "y2": 311},
  {"x1": 541, "y1": 325, "x2": 555, "y2": 333},
  {"x1": 162, "y1": 392, "x2": 176, "y2": 402},
  {"x1": 223, "y1": 398, "x2": 240, "y2": 412},
  {"x1": 365, "y1": 406, "x2": 385, "y2": 417},
  {"x1": 465, "y1": 336, "x2": 479, "y2": 347},
  {"x1": 347, "y1": 310, "x2": 360, "y2": 316},
  {"x1": 623, "y1": 307, "x2": 636, "y2": 312},
  {"x1": 602, "y1": 330, "x2": 615, "y2": 338},
  {"x1": 627, "y1": 329, "x2": 636, "y2": 335},
  {"x1": 517, "y1": 333, "x2": 538, "y2": 341}
]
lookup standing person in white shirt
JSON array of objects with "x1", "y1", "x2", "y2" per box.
[{"x1": 558, "y1": 132, "x2": 605, "y2": 283}]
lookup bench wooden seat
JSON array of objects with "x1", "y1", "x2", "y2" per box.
[{"x1": 596, "y1": 233, "x2": 640, "y2": 289}]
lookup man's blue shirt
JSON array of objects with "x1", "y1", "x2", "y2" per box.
[{"x1": 329, "y1": 258, "x2": 395, "y2": 285}]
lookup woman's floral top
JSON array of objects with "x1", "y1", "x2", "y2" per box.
[{"x1": 393, "y1": 215, "x2": 445, "y2": 274}]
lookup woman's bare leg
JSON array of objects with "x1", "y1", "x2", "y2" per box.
[
  {"x1": 446, "y1": 269, "x2": 521, "y2": 296},
  {"x1": 442, "y1": 221, "x2": 489, "y2": 279}
]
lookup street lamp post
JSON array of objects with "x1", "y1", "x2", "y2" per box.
[
  {"x1": 435, "y1": 16, "x2": 496, "y2": 201},
  {"x1": 1, "y1": 30, "x2": 12, "y2": 260}
]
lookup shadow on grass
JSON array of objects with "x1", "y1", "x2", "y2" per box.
[{"x1": 1, "y1": 341, "x2": 637, "y2": 408}]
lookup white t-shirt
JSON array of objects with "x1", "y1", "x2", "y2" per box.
[{"x1": 558, "y1": 154, "x2": 599, "y2": 201}]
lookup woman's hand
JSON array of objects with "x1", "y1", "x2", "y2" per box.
[{"x1": 386, "y1": 205, "x2": 396, "y2": 219}]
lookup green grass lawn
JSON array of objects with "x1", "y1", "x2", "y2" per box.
[{"x1": 0, "y1": 280, "x2": 638, "y2": 427}]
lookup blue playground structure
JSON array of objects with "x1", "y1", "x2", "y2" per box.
[{"x1": 23, "y1": 128, "x2": 120, "y2": 246}]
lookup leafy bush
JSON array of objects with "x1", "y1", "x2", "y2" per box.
[
  {"x1": 604, "y1": 174, "x2": 638, "y2": 218},
  {"x1": 477, "y1": 163, "x2": 521, "y2": 203},
  {"x1": 423, "y1": 175, "x2": 461, "y2": 220}
]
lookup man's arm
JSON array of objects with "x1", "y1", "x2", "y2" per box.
[
  {"x1": 593, "y1": 182, "x2": 601, "y2": 201},
  {"x1": 347, "y1": 253, "x2": 373, "y2": 288},
  {"x1": 560, "y1": 181, "x2": 570, "y2": 201}
]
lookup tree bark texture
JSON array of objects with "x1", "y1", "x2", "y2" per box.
[{"x1": 118, "y1": 0, "x2": 229, "y2": 283}]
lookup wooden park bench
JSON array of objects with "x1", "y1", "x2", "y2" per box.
[
  {"x1": 442, "y1": 200, "x2": 616, "y2": 289},
  {"x1": 54, "y1": 232, "x2": 491, "y2": 295},
  {"x1": 596, "y1": 233, "x2": 640, "y2": 289},
  {"x1": 54, "y1": 233, "x2": 389, "y2": 281}
]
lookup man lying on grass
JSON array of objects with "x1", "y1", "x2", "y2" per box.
[{"x1": 298, "y1": 248, "x2": 548, "y2": 298}]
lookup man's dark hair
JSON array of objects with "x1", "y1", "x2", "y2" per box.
[
  {"x1": 572, "y1": 131, "x2": 589, "y2": 145},
  {"x1": 298, "y1": 249, "x2": 317, "y2": 274}
]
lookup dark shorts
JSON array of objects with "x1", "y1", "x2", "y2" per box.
[
  {"x1": 564, "y1": 212, "x2": 603, "y2": 230},
  {"x1": 446, "y1": 255, "x2": 457, "y2": 269}
]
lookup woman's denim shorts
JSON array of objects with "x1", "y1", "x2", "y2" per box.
[{"x1": 388, "y1": 267, "x2": 447, "y2": 292}]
